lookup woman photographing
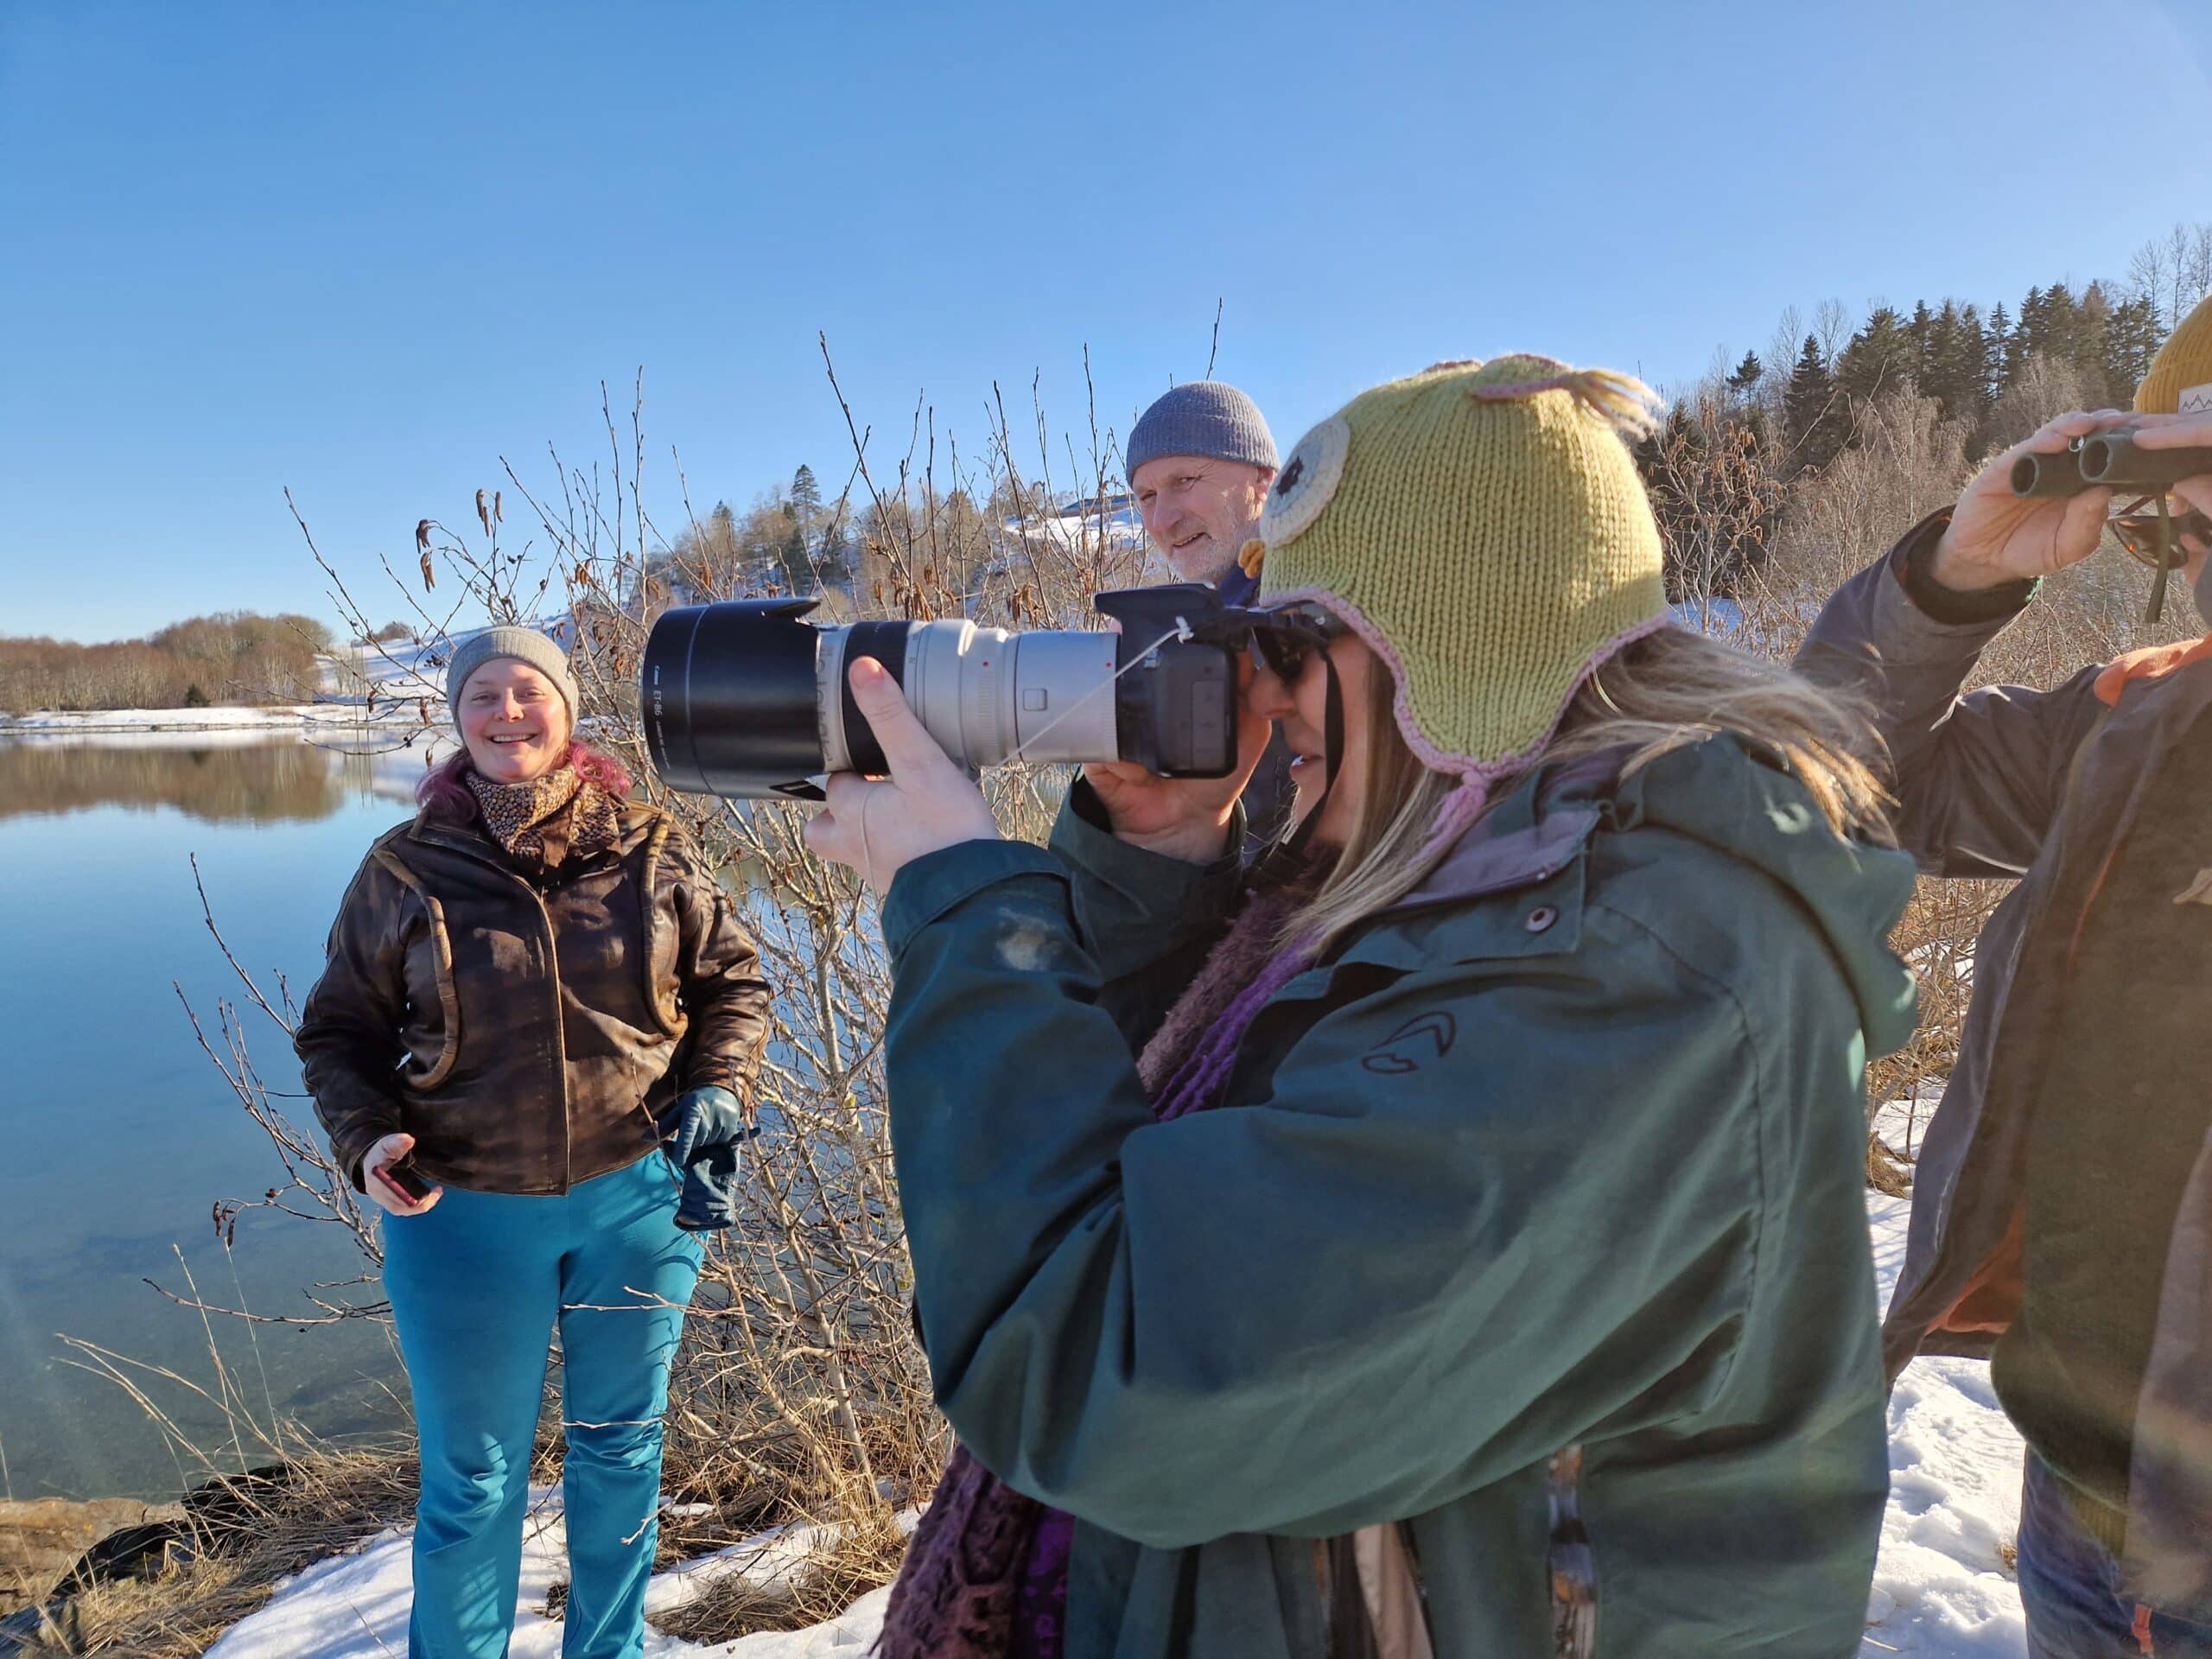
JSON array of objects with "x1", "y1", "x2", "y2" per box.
[
  {"x1": 296, "y1": 626, "x2": 770, "y2": 1659},
  {"x1": 810, "y1": 359, "x2": 1919, "y2": 1658}
]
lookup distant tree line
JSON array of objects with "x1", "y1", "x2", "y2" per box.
[
  {"x1": 0, "y1": 611, "x2": 336, "y2": 713},
  {"x1": 1636, "y1": 220, "x2": 2212, "y2": 600},
  {"x1": 639, "y1": 461, "x2": 1020, "y2": 617}
]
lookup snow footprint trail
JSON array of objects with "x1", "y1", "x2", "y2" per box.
[{"x1": 1862, "y1": 1192, "x2": 2028, "y2": 1657}]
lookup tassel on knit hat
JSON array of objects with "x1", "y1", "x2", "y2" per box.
[{"x1": 1240, "y1": 355, "x2": 1670, "y2": 842}]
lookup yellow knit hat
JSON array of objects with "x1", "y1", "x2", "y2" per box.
[
  {"x1": 2135, "y1": 290, "x2": 2212, "y2": 416},
  {"x1": 1246, "y1": 355, "x2": 1669, "y2": 799}
]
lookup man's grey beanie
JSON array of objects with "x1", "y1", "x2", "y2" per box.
[
  {"x1": 1125, "y1": 382, "x2": 1278, "y2": 480},
  {"x1": 445, "y1": 626, "x2": 581, "y2": 727}
]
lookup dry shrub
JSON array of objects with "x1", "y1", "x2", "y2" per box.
[
  {"x1": 649, "y1": 1503, "x2": 911, "y2": 1643},
  {"x1": 92, "y1": 359, "x2": 1150, "y2": 1648},
  {"x1": 18, "y1": 1454, "x2": 416, "y2": 1658}
]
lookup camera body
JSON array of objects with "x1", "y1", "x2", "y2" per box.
[{"x1": 642, "y1": 583, "x2": 1257, "y2": 801}]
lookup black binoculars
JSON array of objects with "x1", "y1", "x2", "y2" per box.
[
  {"x1": 2010, "y1": 429, "x2": 2212, "y2": 623},
  {"x1": 2008, "y1": 429, "x2": 2212, "y2": 498}
]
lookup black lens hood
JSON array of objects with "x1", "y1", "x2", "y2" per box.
[{"x1": 642, "y1": 599, "x2": 828, "y2": 799}]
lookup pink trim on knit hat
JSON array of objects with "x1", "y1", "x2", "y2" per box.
[{"x1": 1264, "y1": 583, "x2": 1673, "y2": 851}]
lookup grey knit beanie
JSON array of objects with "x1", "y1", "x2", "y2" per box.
[
  {"x1": 445, "y1": 626, "x2": 581, "y2": 728},
  {"x1": 1125, "y1": 382, "x2": 1278, "y2": 481}
]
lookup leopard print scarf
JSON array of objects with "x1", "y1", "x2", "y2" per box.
[{"x1": 464, "y1": 765, "x2": 622, "y2": 871}]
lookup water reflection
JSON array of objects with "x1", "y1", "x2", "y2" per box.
[
  {"x1": 0, "y1": 731, "x2": 451, "y2": 823},
  {"x1": 0, "y1": 733, "x2": 448, "y2": 1498}
]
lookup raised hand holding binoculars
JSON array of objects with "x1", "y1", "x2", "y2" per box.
[{"x1": 1934, "y1": 410, "x2": 2212, "y2": 623}]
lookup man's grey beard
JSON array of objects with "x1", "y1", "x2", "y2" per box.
[
  {"x1": 2193, "y1": 556, "x2": 2212, "y2": 631},
  {"x1": 1168, "y1": 515, "x2": 1262, "y2": 586},
  {"x1": 1169, "y1": 544, "x2": 1234, "y2": 584}
]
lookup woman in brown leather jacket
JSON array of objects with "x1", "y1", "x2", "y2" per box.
[{"x1": 295, "y1": 626, "x2": 770, "y2": 1659}]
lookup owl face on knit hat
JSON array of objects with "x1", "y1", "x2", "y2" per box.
[
  {"x1": 1244, "y1": 355, "x2": 1669, "y2": 786},
  {"x1": 2134, "y1": 289, "x2": 2212, "y2": 417}
]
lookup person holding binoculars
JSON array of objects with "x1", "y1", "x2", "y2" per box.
[
  {"x1": 295, "y1": 627, "x2": 772, "y2": 1659},
  {"x1": 806, "y1": 357, "x2": 1918, "y2": 1658},
  {"x1": 1796, "y1": 294, "x2": 2212, "y2": 1659}
]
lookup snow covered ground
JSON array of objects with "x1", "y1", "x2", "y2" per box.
[
  {"x1": 1865, "y1": 1190, "x2": 2028, "y2": 1656},
  {"x1": 200, "y1": 1150, "x2": 2028, "y2": 1657},
  {"x1": 204, "y1": 1492, "x2": 900, "y2": 1659}
]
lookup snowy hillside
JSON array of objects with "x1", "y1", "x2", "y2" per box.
[
  {"x1": 1001, "y1": 493, "x2": 1147, "y2": 556},
  {"x1": 326, "y1": 615, "x2": 575, "y2": 704}
]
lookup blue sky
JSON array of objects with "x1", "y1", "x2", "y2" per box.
[{"x1": 3, "y1": 0, "x2": 2208, "y2": 642}]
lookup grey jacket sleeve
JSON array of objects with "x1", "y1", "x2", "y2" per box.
[{"x1": 1793, "y1": 512, "x2": 2107, "y2": 879}]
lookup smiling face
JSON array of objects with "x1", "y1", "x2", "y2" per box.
[
  {"x1": 1248, "y1": 630, "x2": 1375, "y2": 849},
  {"x1": 457, "y1": 658, "x2": 571, "y2": 783},
  {"x1": 1133, "y1": 455, "x2": 1274, "y2": 583}
]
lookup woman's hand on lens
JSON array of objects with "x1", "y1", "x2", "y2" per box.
[
  {"x1": 803, "y1": 658, "x2": 1001, "y2": 893},
  {"x1": 1084, "y1": 657, "x2": 1272, "y2": 864},
  {"x1": 1931, "y1": 410, "x2": 2119, "y2": 591},
  {"x1": 362, "y1": 1131, "x2": 442, "y2": 1217}
]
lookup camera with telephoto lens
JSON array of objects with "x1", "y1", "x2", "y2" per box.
[{"x1": 642, "y1": 582, "x2": 1306, "y2": 801}]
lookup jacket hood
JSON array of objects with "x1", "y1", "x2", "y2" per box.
[{"x1": 1609, "y1": 734, "x2": 1918, "y2": 1057}]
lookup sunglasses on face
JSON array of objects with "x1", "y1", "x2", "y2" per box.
[
  {"x1": 1243, "y1": 604, "x2": 1351, "y2": 683},
  {"x1": 2112, "y1": 499, "x2": 2212, "y2": 569}
]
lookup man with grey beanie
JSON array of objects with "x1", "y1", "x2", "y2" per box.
[
  {"x1": 1126, "y1": 381, "x2": 1277, "y2": 602},
  {"x1": 1122, "y1": 379, "x2": 1292, "y2": 838}
]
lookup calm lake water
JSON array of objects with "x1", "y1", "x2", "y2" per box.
[{"x1": 0, "y1": 731, "x2": 450, "y2": 1500}]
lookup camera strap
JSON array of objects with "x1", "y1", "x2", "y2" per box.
[{"x1": 1004, "y1": 622, "x2": 1194, "y2": 768}]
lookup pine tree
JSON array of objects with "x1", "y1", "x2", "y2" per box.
[
  {"x1": 2005, "y1": 290, "x2": 2042, "y2": 390},
  {"x1": 1836, "y1": 306, "x2": 1914, "y2": 408},
  {"x1": 1783, "y1": 335, "x2": 1841, "y2": 470},
  {"x1": 1726, "y1": 350, "x2": 1764, "y2": 397},
  {"x1": 2043, "y1": 283, "x2": 2083, "y2": 368},
  {"x1": 791, "y1": 464, "x2": 822, "y2": 522},
  {"x1": 1984, "y1": 302, "x2": 2014, "y2": 404},
  {"x1": 777, "y1": 521, "x2": 810, "y2": 591},
  {"x1": 2113, "y1": 296, "x2": 2165, "y2": 403},
  {"x1": 1922, "y1": 301, "x2": 1980, "y2": 425},
  {"x1": 2077, "y1": 283, "x2": 2115, "y2": 402},
  {"x1": 1958, "y1": 304, "x2": 1990, "y2": 423},
  {"x1": 1908, "y1": 300, "x2": 1936, "y2": 386}
]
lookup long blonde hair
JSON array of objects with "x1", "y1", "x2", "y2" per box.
[{"x1": 1291, "y1": 626, "x2": 1892, "y2": 954}]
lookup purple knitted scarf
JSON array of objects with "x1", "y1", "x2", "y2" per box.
[{"x1": 874, "y1": 881, "x2": 1317, "y2": 1659}]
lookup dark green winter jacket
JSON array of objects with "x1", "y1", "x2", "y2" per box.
[{"x1": 879, "y1": 737, "x2": 1917, "y2": 1657}]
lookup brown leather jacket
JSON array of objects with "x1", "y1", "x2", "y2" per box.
[{"x1": 296, "y1": 801, "x2": 771, "y2": 1196}]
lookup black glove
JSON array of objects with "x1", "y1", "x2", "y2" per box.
[{"x1": 659, "y1": 1085, "x2": 754, "y2": 1232}]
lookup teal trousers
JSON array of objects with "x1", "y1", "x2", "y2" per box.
[{"x1": 382, "y1": 1153, "x2": 701, "y2": 1659}]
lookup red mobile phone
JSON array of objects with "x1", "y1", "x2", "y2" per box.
[{"x1": 373, "y1": 1156, "x2": 435, "y2": 1206}]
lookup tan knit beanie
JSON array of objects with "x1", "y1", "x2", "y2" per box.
[
  {"x1": 2134, "y1": 290, "x2": 2212, "y2": 416},
  {"x1": 1243, "y1": 355, "x2": 1669, "y2": 820}
]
